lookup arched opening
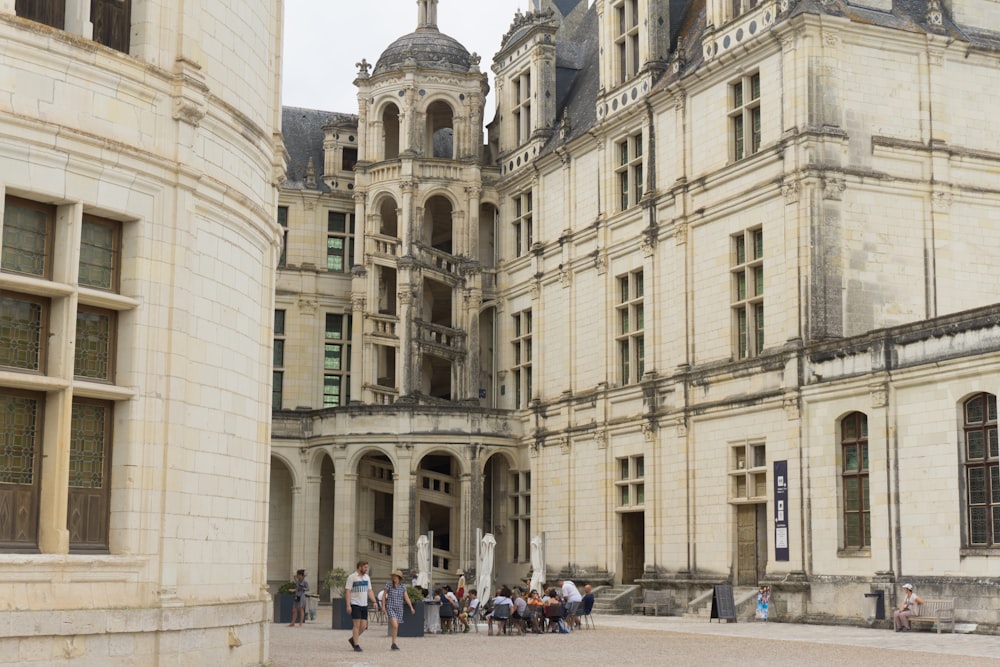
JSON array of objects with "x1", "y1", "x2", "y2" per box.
[
  {"x1": 479, "y1": 203, "x2": 498, "y2": 269},
  {"x1": 356, "y1": 452, "x2": 396, "y2": 578},
  {"x1": 378, "y1": 196, "x2": 399, "y2": 238},
  {"x1": 382, "y1": 104, "x2": 401, "y2": 159},
  {"x1": 267, "y1": 457, "x2": 294, "y2": 591},
  {"x1": 317, "y1": 454, "x2": 336, "y2": 600},
  {"x1": 423, "y1": 195, "x2": 453, "y2": 254},
  {"x1": 478, "y1": 306, "x2": 496, "y2": 408},
  {"x1": 482, "y1": 453, "x2": 526, "y2": 587},
  {"x1": 416, "y1": 452, "x2": 461, "y2": 582},
  {"x1": 426, "y1": 100, "x2": 455, "y2": 158}
]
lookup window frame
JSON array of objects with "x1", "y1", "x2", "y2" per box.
[
  {"x1": 615, "y1": 132, "x2": 644, "y2": 211},
  {"x1": 512, "y1": 309, "x2": 533, "y2": 409},
  {"x1": 510, "y1": 471, "x2": 531, "y2": 562},
  {"x1": 512, "y1": 191, "x2": 533, "y2": 258},
  {"x1": 277, "y1": 206, "x2": 289, "y2": 268},
  {"x1": 963, "y1": 392, "x2": 999, "y2": 548},
  {"x1": 730, "y1": 72, "x2": 762, "y2": 161},
  {"x1": 731, "y1": 227, "x2": 764, "y2": 359},
  {"x1": 729, "y1": 441, "x2": 766, "y2": 502},
  {"x1": 74, "y1": 305, "x2": 117, "y2": 383},
  {"x1": 79, "y1": 215, "x2": 122, "y2": 293},
  {"x1": 273, "y1": 309, "x2": 285, "y2": 409},
  {"x1": 67, "y1": 397, "x2": 113, "y2": 552},
  {"x1": 323, "y1": 312, "x2": 352, "y2": 408},
  {"x1": 840, "y1": 412, "x2": 870, "y2": 550},
  {"x1": 326, "y1": 211, "x2": 355, "y2": 273},
  {"x1": 1, "y1": 196, "x2": 56, "y2": 280},
  {"x1": 616, "y1": 454, "x2": 646, "y2": 509},
  {"x1": 512, "y1": 69, "x2": 532, "y2": 145},
  {"x1": 0, "y1": 388, "x2": 43, "y2": 551},
  {"x1": 616, "y1": 269, "x2": 645, "y2": 384},
  {"x1": 613, "y1": 0, "x2": 640, "y2": 85},
  {"x1": 0, "y1": 290, "x2": 49, "y2": 374}
]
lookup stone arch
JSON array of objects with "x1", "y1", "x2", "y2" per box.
[
  {"x1": 420, "y1": 193, "x2": 455, "y2": 253},
  {"x1": 412, "y1": 448, "x2": 466, "y2": 578},
  {"x1": 379, "y1": 101, "x2": 401, "y2": 159},
  {"x1": 372, "y1": 191, "x2": 399, "y2": 238},
  {"x1": 267, "y1": 455, "x2": 295, "y2": 588},
  {"x1": 352, "y1": 446, "x2": 399, "y2": 576},
  {"x1": 423, "y1": 98, "x2": 455, "y2": 158}
]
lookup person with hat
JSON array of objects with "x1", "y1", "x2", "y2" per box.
[
  {"x1": 893, "y1": 583, "x2": 923, "y2": 632},
  {"x1": 382, "y1": 569, "x2": 415, "y2": 651},
  {"x1": 455, "y1": 569, "x2": 466, "y2": 600}
]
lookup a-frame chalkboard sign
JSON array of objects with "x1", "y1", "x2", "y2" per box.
[{"x1": 710, "y1": 584, "x2": 737, "y2": 622}]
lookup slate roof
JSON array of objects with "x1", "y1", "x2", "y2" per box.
[{"x1": 281, "y1": 106, "x2": 356, "y2": 192}]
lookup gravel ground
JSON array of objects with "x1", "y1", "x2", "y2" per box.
[{"x1": 269, "y1": 607, "x2": 1000, "y2": 667}]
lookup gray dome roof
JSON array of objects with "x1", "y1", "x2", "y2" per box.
[{"x1": 373, "y1": 29, "x2": 471, "y2": 75}]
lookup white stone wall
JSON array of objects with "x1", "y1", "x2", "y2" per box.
[{"x1": 0, "y1": 1, "x2": 282, "y2": 663}]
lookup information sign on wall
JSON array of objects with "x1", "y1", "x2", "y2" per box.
[{"x1": 774, "y1": 460, "x2": 789, "y2": 562}]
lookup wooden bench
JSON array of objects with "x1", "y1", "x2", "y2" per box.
[
  {"x1": 909, "y1": 598, "x2": 956, "y2": 633},
  {"x1": 632, "y1": 590, "x2": 673, "y2": 616}
]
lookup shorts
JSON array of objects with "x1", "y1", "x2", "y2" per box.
[{"x1": 351, "y1": 604, "x2": 369, "y2": 620}]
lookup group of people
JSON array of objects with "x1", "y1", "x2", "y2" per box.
[{"x1": 477, "y1": 578, "x2": 592, "y2": 636}]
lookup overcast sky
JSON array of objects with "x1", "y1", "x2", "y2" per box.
[{"x1": 282, "y1": 0, "x2": 532, "y2": 117}]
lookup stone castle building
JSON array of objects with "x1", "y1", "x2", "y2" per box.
[
  {"x1": 273, "y1": 0, "x2": 1000, "y2": 628},
  {"x1": 0, "y1": 1, "x2": 283, "y2": 663}
]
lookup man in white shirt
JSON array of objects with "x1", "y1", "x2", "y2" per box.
[
  {"x1": 345, "y1": 561, "x2": 377, "y2": 652},
  {"x1": 557, "y1": 578, "x2": 582, "y2": 629}
]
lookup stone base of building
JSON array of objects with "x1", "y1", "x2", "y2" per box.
[{"x1": 0, "y1": 600, "x2": 271, "y2": 665}]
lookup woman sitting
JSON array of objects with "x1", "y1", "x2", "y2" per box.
[{"x1": 486, "y1": 586, "x2": 514, "y2": 636}]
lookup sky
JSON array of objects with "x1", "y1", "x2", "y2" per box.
[{"x1": 281, "y1": 0, "x2": 533, "y2": 117}]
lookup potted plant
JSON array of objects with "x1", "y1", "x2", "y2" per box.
[
  {"x1": 325, "y1": 567, "x2": 354, "y2": 630},
  {"x1": 392, "y1": 586, "x2": 425, "y2": 638},
  {"x1": 273, "y1": 580, "x2": 296, "y2": 624}
]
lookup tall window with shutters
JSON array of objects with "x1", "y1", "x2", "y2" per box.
[{"x1": 963, "y1": 393, "x2": 999, "y2": 547}]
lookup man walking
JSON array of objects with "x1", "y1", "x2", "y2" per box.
[{"x1": 345, "y1": 560, "x2": 377, "y2": 652}]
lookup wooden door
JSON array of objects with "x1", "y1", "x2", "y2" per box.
[
  {"x1": 736, "y1": 505, "x2": 757, "y2": 586},
  {"x1": 621, "y1": 512, "x2": 644, "y2": 584}
]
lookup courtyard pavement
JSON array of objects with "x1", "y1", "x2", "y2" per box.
[{"x1": 269, "y1": 606, "x2": 1000, "y2": 666}]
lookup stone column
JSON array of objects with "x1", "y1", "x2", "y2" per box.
[
  {"x1": 392, "y1": 444, "x2": 414, "y2": 568},
  {"x1": 333, "y1": 462, "x2": 359, "y2": 571}
]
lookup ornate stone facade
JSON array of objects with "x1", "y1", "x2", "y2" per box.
[{"x1": 271, "y1": 0, "x2": 1000, "y2": 631}]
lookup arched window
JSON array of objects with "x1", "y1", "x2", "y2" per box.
[
  {"x1": 426, "y1": 101, "x2": 454, "y2": 158},
  {"x1": 963, "y1": 393, "x2": 998, "y2": 547},
  {"x1": 382, "y1": 104, "x2": 400, "y2": 159},
  {"x1": 841, "y1": 412, "x2": 869, "y2": 549}
]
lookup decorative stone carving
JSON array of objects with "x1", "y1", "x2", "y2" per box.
[
  {"x1": 931, "y1": 191, "x2": 952, "y2": 212},
  {"x1": 823, "y1": 177, "x2": 846, "y2": 201},
  {"x1": 782, "y1": 181, "x2": 801, "y2": 204},
  {"x1": 355, "y1": 59, "x2": 371, "y2": 77},
  {"x1": 870, "y1": 384, "x2": 888, "y2": 409},
  {"x1": 351, "y1": 295, "x2": 367, "y2": 312},
  {"x1": 560, "y1": 437, "x2": 571, "y2": 454},
  {"x1": 925, "y1": 0, "x2": 943, "y2": 26},
  {"x1": 298, "y1": 297, "x2": 318, "y2": 315},
  {"x1": 783, "y1": 396, "x2": 800, "y2": 421},
  {"x1": 641, "y1": 227, "x2": 658, "y2": 257},
  {"x1": 642, "y1": 421, "x2": 656, "y2": 442},
  {"x1": 595, "y1": 430, "x2": 608, "y2": 450},
  {"x1": 173, "y1": 99, "x2": 206, "y2": 127},
  {"x1": 595, "y1": 249, "x2": 607, "y2": 275}
]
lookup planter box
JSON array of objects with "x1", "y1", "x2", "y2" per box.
[
  {"x1": 388, "y1": 601, "x2": 425, "y2": 638},
  {"x1": 273, "y1": 593, "x2": 295, "y2": 624},
  {"x1": 331, "y1": 600, "x2": 354, "y2": 630}
]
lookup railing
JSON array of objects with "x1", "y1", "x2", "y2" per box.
[
  {"x1": 367, "y1": 385, "x2": 398, "y2": 405},
  {"x1": 420, "y1": 470, "x2": 454, "y2": 496},
  {"x1": 431, "y1": 549, "x2": 453, "y2": 573},
  {"x1": 417, "y1": 244, "x2": 460, "y2": 276},
  {"x1": 367, "y1": 533, "x2": 393, "y2": 559},
  {"x1": 368, "y1": 234, "x2": 401, "y2": 258},
  {"x1": 418, "y1": 162, "x2": 464, "y2": 181},
  {"x1": 415, "y1": 321, "x2": 466, "y2": 353},
  {"x1": 481, "y1": 268, "x2": 497, "y2": 294},
  {"x1": 368, "y1": 314, "x2": 398, "y2": 339},
  {"x1": 368, "y1": 162, "x2": 401, "y2": 185}
]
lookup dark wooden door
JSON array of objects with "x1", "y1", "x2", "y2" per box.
[
  {"x1": 737, "y1": 505, "x2": 757, "y2": 585},
  {"x1": 621, "y1": 512, "x2": 644, "y2": 584}
]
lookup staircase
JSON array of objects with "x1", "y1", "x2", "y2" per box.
[{"x1": 591, "y1": 584, "x2": 641, "y2": 615}]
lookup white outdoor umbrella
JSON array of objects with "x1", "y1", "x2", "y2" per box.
[
  {"x1": 529, "y1": 535, "x2": 545, "y2": 594},
  {"x1": 476, "y1": 533, "x2": 496, "y2": 600},
  {"x1": 416, "y1": 535, "x2": 430, "y2": 589}
]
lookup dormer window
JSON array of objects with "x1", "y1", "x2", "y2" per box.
[
  {"x1": 513, "y1": 69, "x2": 532, "y2": 145},
  {"x1": 614, "y1": 0, "x2": 640, "y2": 84}
]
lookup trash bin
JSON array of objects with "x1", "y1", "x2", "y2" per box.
[
  {"x1": 306, "y1": 593, "x2": 320, "y2": 622},
  {"x1": 863, "y1": 591, "x2": 885, "y2": 625}
]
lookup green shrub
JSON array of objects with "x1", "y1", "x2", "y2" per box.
[
  {"x1": 322, "y1": 567, "x2": 350, "y2": 595},
  {"x1": 406, "y1": 586, "x2": 424, "y2": 602},
  {"x1": 277, "y1": 580, "x2": 296, "y2": 595}
]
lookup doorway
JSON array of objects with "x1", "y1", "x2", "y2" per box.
[
  {"x1": 621, "y1": 512, "x2": 645, "y2": 584},
  {"x1": 736, "y1": 504, "x2": 767, "y2": 586}
]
